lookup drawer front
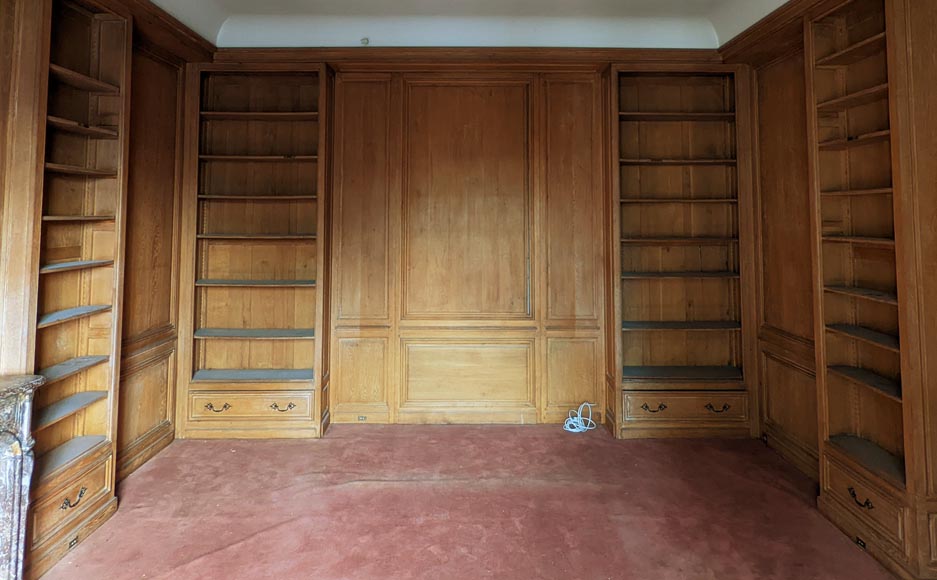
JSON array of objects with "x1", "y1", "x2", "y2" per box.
[
  {"x1": 189, "y1": 391, "x2": 313, "y2": 422},
  {"x1": 30, "y1": 455, "x2": 111, "y2": 549},
  {"x1": 623, "y1": 392, "x2": 748, "y2": 422},
  {"x1": 824, "y1": 457, "x2": 906, "y2": 549}
]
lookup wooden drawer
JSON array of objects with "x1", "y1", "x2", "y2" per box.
[
  {"x1": 623, "y1": 392, "x2": 748, "y2": 422},
  {"x1": 823, "y1": 457, "x2": 907, "y2": 550},
  {"x1": 30, "y1": 455, "x2": 112, "y2": 549},
  {"x1": 189, "y1": 391, "x2": 313, "y2": 422}
]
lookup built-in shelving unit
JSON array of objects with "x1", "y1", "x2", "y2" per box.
[
  {"x1": 181, "y1": 66, "x2": 329, "y2": 439},
  {"x1": 28, "y1": 0, "x2": 129, "y2": 575},
  {"x1": 613, "y1": 69, "x2": 749, "y2": 437},
  {"x1": 808, "y1": 0, "x2": 905, "y2": 491}
]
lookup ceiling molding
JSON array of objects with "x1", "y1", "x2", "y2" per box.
[{"x1": 148, "y1": 0, "x2": 795, "y2": 50}]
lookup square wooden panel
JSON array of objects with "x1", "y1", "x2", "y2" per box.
[
  {"x1": 402, "y1": 80, "x2": 532, "y2": 320},
  {"x1": 761, "y1": 353, "x2": 818, "y2": 462}
]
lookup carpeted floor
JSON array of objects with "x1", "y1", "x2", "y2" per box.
[{"x1": 45, "y1": 425, "x2": 893, "y2": 580}]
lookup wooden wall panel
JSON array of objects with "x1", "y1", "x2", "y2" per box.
[
  {"x1": 757, "y1": 52, "x2": 815, "y2": 345},
  {"x1": 544, "y1": 336, "x2": 600, "y2": 421},
  {"x1": 402, "y1": 80, "x2": 531, "y2": 319},
  {"x1": 761, "y1": 352, "x2": 819, "y2": 479},
  {"x1": 331, "y1": 334, "x2": 390, "y2": 422},
  {"x1": 330, "y1": 70, "x2": 605, "y2": 424},
  {"x1": 333, "y1": 75, "x2": 394, "y2": 325},
  {"x1": 543, "y1": 76, "x2": 602, "y2": 325},
  {"x1": 398, "y1": 338, "x2": 536, "y2": 423},
  {"x1": 754, "y1": 49, "x2": 818, "y2": 477},
  {"x1": 117, "y1": 47, "x2": 182, "y2": 479}
]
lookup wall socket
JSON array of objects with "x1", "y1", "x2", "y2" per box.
[{"x1": 358, "y1": 416, "x2": 367, "y2": 422}]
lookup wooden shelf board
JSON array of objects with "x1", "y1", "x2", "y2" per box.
[
  {"x1": 619, "y1": 158, "x2": 737, "y2": 166},
  {"x1": 34, "y1": 391, "x2": 108, "y2": 431},
  {"x1": 39, "y1": 355, "x2": 109, "y2": 385},
  {"x1": 621, "y1": 271, "x2": 739, "y2": 280},
  {"x1": 621, "y1": 321, "x2": 741, "y2": 331},
  {"x1": 192, "y1": 369, "x2": 314, "y2": 383},
  {"x1": 36, "y1": 435, "x2": 108, "y2": 482},
  {"x1": 198, "y1": 195, "x2": 317, "y2": 201},
  {"x1": 817, "y1": 84, "x2": 889, "y2": 112},
  {"x1": 818, "y1": 129, "x2": 891, "y2": 151},
  {"x1": 47, "y1": 115, "x2": 118, "y2": 139},
  {"x1": 828, "y1": 366, "x2": 901, "y2": 402},
  {"x1": 45, "y1": 163, "x2": 117, "y2": 177},
  {"x1": 199, "y1": 155, "x2": 318, "y2": 162},
  {"x1": 618, "y1": 112, "x2": 735, "y2": 122},
  {"x1": 820, "y1": 187, "x2": 892, "y2": 197},
  {"x1": 621, "y1": 237, "x2": 738, "y2": 246},
  {"x1": 822, "y1": 235, "x2": 895, "y2": 249},
  {"x1": 622, "y1": 366, "x2": 742, "y2": 381},
  {"x1": 825, "y1": 285, "x2": 897, "y2": 306},
  {"x1": 197, "y1": 234, "x2": 316, "y2": 241},
  {"x1": 196, "y1": 279, "x2": 316, "y2": 288},
  {"x1": 42, "y1": 215, "x2": 115, "y2": 223},
  {"x1": 816, "y1": 33, "x2": 887, "y2": 67},
  {"x1": 48, "y1": 63, "x2": 119, "y2": 94},
  {"x1": 826, "y1": 324, "x2": 900, "y2": 352},
  {"x1": 201, "y1": 111, "x2": 319, "y2": 121},
  {"x1": 620, "y1": 197, "x2": 738, "y2": 204},
  {"x1": 37, "y1": 304, "x2": 111, "y2": 329},
  {"x1": 829, "y1": 434, "x2": 906, "y2": 488},
  {"x1": 194, "y1": 328, "x2": 315, "y2": 340},
  {"x1": 39, "y1": 259, "x2": 114, "y2": 275}
]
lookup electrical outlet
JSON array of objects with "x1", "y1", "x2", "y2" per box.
[
  {"x1": 358, "y1": 416, "x2": 367, "y2": 422},
  {"x1": 855, "y1": 537, "x2": 867, "y2": 550},
  {"x1": 68, "y1": 536, "x2": 79, "y2": 549}
]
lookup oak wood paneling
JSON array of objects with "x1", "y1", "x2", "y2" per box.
[
  {"x1": 333, "y1": 75, "x2": 394, "y2": 325},
  {"x1": 544, "y1": 76, "x2": 602, "y2": 325},
  {"x1": 402, "y1": 80, "x2": 531, "y2": 319},
  {"x1": 332, "y1": 334, "x2": 390, "y2": 423},
  {"x1": 116, "y1": 47, "x2": 182, "y2": 479},
  {"x1": 761, "y1": 352, "x2": 819, "y2": 478},
  {"x1": 399, "y1": 338, "x2": 536, "y2": 422},
  {"x1": 544, "y1": 336, "x2": 600, "y2": 421},
  {"x1": 757, "y1": 52, "x2": 815, "y2": 344}
]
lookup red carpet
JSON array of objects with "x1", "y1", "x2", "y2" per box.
[{"x1": 45, "y1": 426, "x2": 893, "y2": 580}]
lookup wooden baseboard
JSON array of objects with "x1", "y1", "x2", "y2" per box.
[
  {"x1": 117, "y1": 421, "x2": 174, "y2": 481},
  {"x1": 764, "y1": 423, "x2": 819, "y2": 481}
]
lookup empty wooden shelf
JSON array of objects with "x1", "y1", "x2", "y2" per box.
[
  {"x1": 622, "y1": 366, "x2": 743, "y2": 381},
  {"x1": 38, "y1": 355, "x2": 110, "y2": 385},
  {"x1": 34, "y1": 391, "x2": 109, "y2": 431},
  {"x1": 621, "y1": 272, "x2": 740, "y2": 279},
  {"x1": 816, "y1": 84, "x2": 889, "y2": 112},
  {"x1": 815, "y1": 32, "x2": 887, "y2": 67},
  {"x1": 35, "y1": 435, "x2": 109, "y2": 482},
  {"x1": 194, "y1": 328, "x2": 315, "y2": 340},
  {"x1": 619, "y1": 158, "x2": 737, "y2": 166},
  {"x1": 48, "y1": 63, "x2": 119, "y2": 94},
  {"x1": 195, "y1": 279, "x2": 317, "y2": 287},
  {"x1": 192, "y1": 369, "x2": 315, "y2": 382},
  {"x1": 38, "y1": 259, "x2": 115, "y2": 274},
  {"x1": 826, "y1": 324, "x2": 900, "y2": 352},
  {"x1": 828, "y1": 366, "x2": 901, "y2": 402},
  {"x1": 618, "y1": 112, "x2": 735, "y2": 122},
  {"x1": 621, "y1": 321, "x2": 741, "y2": 331},
  {"x1": 824, "y1": 285, "x2": 898, "y2": 305},
  {"x1": 200, "y1": 111, "x2": 319, "y2": 121},
  {"x1": 828, "y1": 434, "x2": 905, "y2": 487},
  {"x1": 47, "y1": 115, "x2": 118, "y2": 138},
  {"x1": 44, "y1": 163, "x2": 118, "y2": 177},
  {"x1": 37, "y1": 304, "x2": 112, "y2": 329}
]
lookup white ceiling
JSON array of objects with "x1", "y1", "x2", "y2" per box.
[{"x1": 150, "y1": 0, "x2": 788, "y2": 48}]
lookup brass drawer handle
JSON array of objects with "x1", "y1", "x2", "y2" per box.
[
  {"x1": 270, "y1": 402, "x2": 296, "y2": 413},
  {"x1": 848, "y1": 487, "x2": 874, "y2": 510},
  {"x1": 705, "y1": 403, "x2": 731, "y2": 414},
  {"x1": 205, "y1": 402, "x2": 231, "y2": 413},
  {"x1": 641, "y1": 403, "x2": 667, "y2": 414},
  {"x1": 60, "y1": 487, "x2": 87, "y2": 511}
]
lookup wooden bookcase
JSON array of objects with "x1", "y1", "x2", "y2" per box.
[
  {"x1": 28, "y1": 0, "x2": 130, "y2": 575},
  {"x1": 806, "y1": 0, "x2": 922, "y2": 574},
  {"x1": 611, "y1": 66, "x2": 756, "y2": 438},
  {"x1": 176, "y1": 64, "x2": 331, "y2": 438},
  {"x1": 810, "y1": 0, "x2": 903, "y2": 486}
]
